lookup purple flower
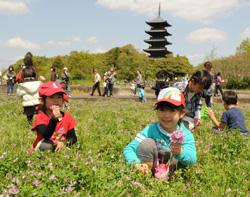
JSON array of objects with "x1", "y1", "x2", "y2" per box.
[
  {"x1": 171, "y1": 130, "x2": 184, "y2": 144},
  {"x1": 8, "y1": 185, "x2": 19, "y2": 195},
  {"x1": 65, "y1": 185, "x2": 73, "y2": 193},
  {"x1": 32, "y1": 180, "x2": 40, "y2": 187}
]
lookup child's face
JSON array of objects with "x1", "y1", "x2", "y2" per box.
[
  {"x1": 45, "y1": 93, "x2": 63, "y2": 111},
  {"x1": 189, "y1": 81, "x2": 203, "y2": 94},
  {"x1": 157, "y1": 108, "x2": 185, "y2": 133}
]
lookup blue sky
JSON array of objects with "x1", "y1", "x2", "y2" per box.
[{"x1": 0, "y1": 0, "x2": 250, "y2": 70}]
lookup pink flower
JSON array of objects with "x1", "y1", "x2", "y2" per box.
[
  {"x1": 171, "y1": 130, "x2": 184, "y2": 144},
  {"x1": 8, "y1": 184, "x2": 19, "y2": 195},
  {"x1": 154, "y1": 163, "x2": 170, "y2": 180},
  {"x1": 32, "y1": 180, "x2": 40, "y2": 187}
]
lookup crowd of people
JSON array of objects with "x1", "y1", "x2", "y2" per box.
[{"x1": 1, "y1": 52, "x2": 248, "y2": 181}]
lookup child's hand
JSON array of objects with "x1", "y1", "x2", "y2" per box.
[
  {"x1": 171, "y1": 143, "x2": 183, "y2": 155},
  {"x1": 135, "y1": 163, "x2": 151, "y2": 175},
  {"x1": 55, "y1": 141, "x2": 64, "y2": 152},
  {"x1": 194, "y1": 118, "x2": 201, "y2": 127},
  {"x1": 27, "y1": 147, "x2": 35, "y2": 155},
  {"x1": 51, "y1": 105, "x2": 62, "y2": 120},
  {"x1": 207, "y1": 108, "x2": 215, "y2": 118}
]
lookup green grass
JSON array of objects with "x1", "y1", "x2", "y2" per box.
[{"x1": 0, "y1": 97, "x2": 249, "y2": 196}]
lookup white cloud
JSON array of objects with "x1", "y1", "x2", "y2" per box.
[
  {"x1": 72, "y1": 37, "x2": 81, "y2": 42},
  {"x1": 0, "y1": 0, "x2": 29, "y2": 15},
  {"x1": 241, "y1": 27, "x2": 250, "y2": 39},
  {"x1": 93, "y1": 48, "x2": 108, "y2": 53},
  {"x1": 57, "y1": 41, "x2": 71, "y2": 47},
  {"x1": 6, "y1": 37, "x2": 40, "y2": 50},
  {"x1": 187, "y1": 28, "x2": 227, "y2": 43},
  {"x1": 96, "y1": 0, "x2": 246, "y2": 22},
  {"x1": 87, "y1": 36, "x2": 97, "y2": 44},
  {"x1": 47, "y1": 40, "x2": 54, "y2": 45},
  {"x1": 47, "y1": 39, "x2": 75, "y2": 47}
]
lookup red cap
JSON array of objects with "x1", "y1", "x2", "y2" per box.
[
  {"x1": 39, "y1": 81, "x2": 66, "y2": 97},
  {"x1": 156, "y1": 87, "x2": 185, "y2": 107}
]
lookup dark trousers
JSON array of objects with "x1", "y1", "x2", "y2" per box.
[
  {"x1": 38, "y1": 139, "x2": 56, "y2": 151},
  {"x1": 205, "y1": 95, "x2": 212, "y2": 107},
  {"x1": 91, "y1": 81, "x2": 101, "y2": 96},
  {"x1": 24, "y1": 105, "x2": 37, "y2": 124},
  {"x1": 108, "y1": 83, "x2": 113, "y2": 96},
  {"x1": 7, "y1": 84, "x2": 14, "y2": 94},
  {"x1": 214, "y1": 85, "x2": 223, "y2": 96}
]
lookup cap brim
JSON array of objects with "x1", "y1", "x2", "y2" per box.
[
  {"x1": 45, "y1": 89, "x2": 66, "y2": 97},
  {"x1": 156, "y1": 98, "x2": 183, "y2": 106}
]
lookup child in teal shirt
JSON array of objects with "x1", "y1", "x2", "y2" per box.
[{"x1": 124, "y1": 87, "x2": 196, "y2": 175}]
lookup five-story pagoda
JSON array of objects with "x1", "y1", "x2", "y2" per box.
[{"x1": 144, "y1": 5, "x2": 172, "y2": 58}]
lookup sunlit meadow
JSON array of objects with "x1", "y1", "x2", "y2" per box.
[{"x1": 0, "y1": 97, "x2": 249, "y2": 196}]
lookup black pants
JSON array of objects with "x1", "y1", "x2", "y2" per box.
[
  {"x1": 204, "y1": 95, "x2": 212, "y2": 107},
  {"x1": 91, "y1": 81, "x2": 101, "y2": 96},
  {"x1": 24, "y1": 105, "x2": 37, "y2": 124},
  {"x1": 214, "y1": 85, "x2": 223, "y2": 96},
  {"x1": 108, "y1": 83, "x2": 113, "y2": 96}
]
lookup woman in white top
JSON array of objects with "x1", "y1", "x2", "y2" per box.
[{"x1": 90, "y1": 68, "x2": 101, "y2": 96}]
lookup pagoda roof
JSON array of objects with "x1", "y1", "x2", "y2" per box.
[
  {"x1": 145, "y1": 30, "x2": 172, "y2": 36},
  {"x1": 143, "y1": 48, "x2": 172, "y2": 57},
  {"x1": 144, "y1": 39, "x2": 172, "y2": 45},
  {"x1": 143, "y1": 48, "x2": 169, "y2": 52},
  {"x1": 146, "y1": 16, "x2": 171, "y2": 27}
]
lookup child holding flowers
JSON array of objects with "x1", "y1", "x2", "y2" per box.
[
  {"x1": 123, "y1": 87, "x2": 197, "y2": 179},
  {"x1": 29, "y1": 81, "x2": 77, "y2": 153}
]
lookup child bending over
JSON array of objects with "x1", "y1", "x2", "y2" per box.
[
  {"x1": 29, "y1": 81, "x2": 77, "y2": 153},
  {"x1": 123, "y1": 87, "x2": 196, "y2": 178},
  {"x1": 207, "y1": 91, "x2": 248, "y2": 135},
  {"x1": 174, "y1": 70, "x2": 212, "y2": 130}
]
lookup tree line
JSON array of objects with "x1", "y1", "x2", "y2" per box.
[{"x1": 6, "y1": 38, "x2": 250, "y2": 89}]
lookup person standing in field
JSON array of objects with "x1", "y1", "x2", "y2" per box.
[
  {"x1": 90, "y1": 68, "x2": 101, "y2": 96},
  {"x1": 102, "y1": 71, "x2": 109, "y2": 97},
  {"x1": 214, "y1": 72, "x2": 224, "y2": 97},
  {"x1": 50, "y1": 67, "x2": 57, "y2": 82},
  {"x1": 135, "y1": 70, "x2": 142, "y2": 95},
  {"x1": 203, "y1": 61, "x2": 215, "y2": 107},
  {"x1": 152, "y1": 72, "x2": 169, "y2": 98},
  {"x1": 138, "y1": 82, "x2": 146, "y2": 102},
  {"x1": 61, "y1": 67, "x2": 70, "y2": 93},
  {"x1": 16, "y1": 52, "x2": 41, "y2": 124},
  {"x1": 107, "y1": 68, "x2": 116, "y2": 97},
  {"x1": 6, "y1": 65, "x2": 16, "y2": 96}
]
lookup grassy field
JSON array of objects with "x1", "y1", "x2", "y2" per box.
[{"x1": 0, "y1": 97, "x2": 249, "y2": 196}]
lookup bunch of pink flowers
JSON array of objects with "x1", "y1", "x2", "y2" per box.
[{"x1": 153, "y1": 130, "x2": 184, "y2": 180}]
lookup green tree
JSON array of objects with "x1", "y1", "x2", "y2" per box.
[
  {"x1": 236, "y1": 38, "x2": 250, "y2": 55},
  {"x1": 52, "y1": 56, "x2": 64, "y2": 70}
]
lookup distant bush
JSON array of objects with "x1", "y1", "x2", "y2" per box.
[
  {"x1": 225, "y1": 77, "x2": 250, "y2": 89},
  {"x1": 242, "y1": 76, "x2": 250, "y2": 87}
]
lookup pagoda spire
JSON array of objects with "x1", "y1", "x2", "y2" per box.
[{"x1": 158, "y1": 3, "x2": 161, "y2": 17}]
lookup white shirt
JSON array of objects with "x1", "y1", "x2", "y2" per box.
[{"x1": 94, "y1": 73, "x2": 101, "y2": 83}]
